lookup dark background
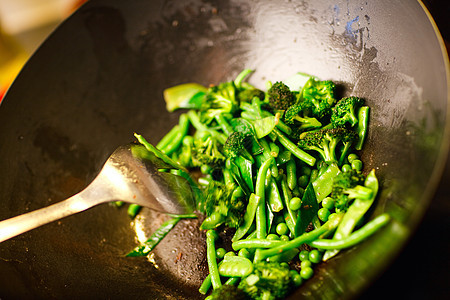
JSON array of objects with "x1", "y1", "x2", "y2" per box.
[{"x1": 361, "y1": 1, "x2": 449, "y2": 299}]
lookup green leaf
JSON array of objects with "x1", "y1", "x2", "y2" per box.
[
  {"x1": 126, "y1": 217, "x2": 180, "y2": 257},
  {"x1": 163, "y1": 83, "x2": 207, "y2": 112},
  {"x1": 250, "y1": 116, "x2": 276, "y2": 138},
  {"x1": 295, "y1": 183, "x2": 319, "y2": 236}
]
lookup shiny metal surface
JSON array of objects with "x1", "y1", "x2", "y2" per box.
[
  {"x1": 0, "y1": 144, "x2": 195, "y2": 242},
  {"x1": 0, "y1": 0, "x2": 448, "y2": 299}
]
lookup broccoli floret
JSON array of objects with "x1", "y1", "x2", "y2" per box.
[
  {"x1": 223, "y1": 131, "x2": 254, "y2": 162},
  {"x1": 238, "y1": 88, "x2": 265, "y2": 103},
  {"x1": 267, "y1": 81, "x2": 295, "y2": 111},
  {"x1": 208, "y1": 284, "x2": 248, "y2": 300},
  {"x1": 201, "y1": 81, "x2": 239, "y2": 123},
  {"x1": 192, "y1": 135, "x2": 226, "y2": 169},
  {"x1": 284, "y1": 104, "x2": 322, "y2": 130},
  {"x1": 331, "y1": 96, "x2": 364, "y2": 128},
  {"x1": 299, "y1": 77, "x2": 336, "y2": 119},
  {"x1": 297, "y1": 127, "x2": 357, "y2": 164},
  {"x1": 238, "y1": 261, "x2": 293, "y2": 300},
  {"x1": 199, "y1": 181, "x2": 246, "y2": 230},
  {"x1": 331, "y1": 169, "x2": 373, "y2": 211}
]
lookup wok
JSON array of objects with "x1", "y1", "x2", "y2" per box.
[{"x1": 0, "y1": 0, "x2": 448, "y2": 299}]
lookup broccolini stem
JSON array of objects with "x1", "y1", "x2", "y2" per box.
[
  {"x1": 254, "y1": 213, "x2": 343, "y2": 261},
  {"x1": 187, "y1": 110, "x2": 227, "y2": 144},
  {"x1": 273, "y1": 128, "x2": 316, "y2": 166},
  {"x1": 206, "y1": 230, "x2": 222, "y2": 290},
  {"x1": 214, "y1": 113, "x2": 233, "y2": 136},
  {"x1": 309, "y1": 213, "x2": 390, "y2": 249}
]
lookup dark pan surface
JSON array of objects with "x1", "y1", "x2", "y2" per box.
[{"x1": 0, "y1": 0, "x2": 448, "y2": 299}]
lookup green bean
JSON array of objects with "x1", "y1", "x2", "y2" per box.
[
  {"x1": 224, "y1": 277, "x2": 240, "y2": 286},
  {"x1": 259, "y1": 138, "x2": 278, "y2": 177},
  {"x1": 232, "y1": 238, "x2": 285, "y2": 251},
  {"x1": 160, "y1": 113, "x2": 190, "y2": 155},
  {"x1": 323, "y1": 169, "x2": 378, "y2": 261},
  {"x1": 276, "y1": 150, "x2": 292, "y2": 166},
  {"x1": 232, "y1": 193, "x2": 261, "y2": 242},
  {"x1": 279, "y1": 174, "x2": 297, "y2": 236},
  {"x1": 199, "y1": 274, "x2": 212, "y2": 295},
  {"x1": 156, "y1": 124, "x2": 180, "y2": 150},
  {"x1": 267, "y1": 177, "x2": 284, "y2": 212},
  {"x1": 269, "y1": 142, "x2": 280, "y2": 157},
  {"x1": 286, "y1": 158, "x2": 297, "y2": 190},
  {"x1": 310, "y1": 213, "x2": 390, "y2": 250},
  {"x1": 127, "y1": 204, "x2": 141, "y2": 219},
  {"x1": 255, "y1": 157, "x2": 274, "y2": 239},
  {"x1": 206, "y1": 230, "x2": 222, "y2": 289},
  {"x1": 273, "y1": 128, "x2": 316, "y2": 166},
  {"x1": 254, "y1": 213, "x2": 343, "y2": 261},
  {"x1": 355, "y1": 106, "x2": 370, "y2": 150}
]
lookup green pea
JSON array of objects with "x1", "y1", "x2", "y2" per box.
[
  {"x1": 289, "y1": 197, "x2": 302, "y2": 211},
  {"x1": 224, "y1": 251, "x2": 236, "y2": 257},
  {"x1": 309, "y1": 249, "x2": 322, "y2": 264},
  {"x1": 276, "y1": 223, "x2": 289, "y2": 236},
  {"x1": 201, "y1": 164, "x2": 212, "y2": 174},
  {"x1": 216, "y1": 248, "x2": 226, "y2": 260},
  {"x1": 347, "y1": 153, "x2": 359, "y2": 163},
  {"x1": 292, "y1": 273, "x2": 303, "y2": 286},
  {"x1": 322, "y1": 197, "x2": 335, "y2": 210},
  {"x1": 318, "y1": 207, "x2": 331, "y2": 222},
  {"x1": 351, "y1": 159, "x2": 363, "y2": 171},
  {"x1": 238, "y1": 248, "x2": 251, "y2": 259},
  {"x1": 300, "y1": 267, "x2": 314, "y2": 280},
  {"x1": 279, "y1": 234, "x2": 290, "y2": 241},
  {"x1": 341, "y1": 164, "x2": 352, "y2": 173},
  {"x1": 267, "y1": 234, "x2": 280, "y2": 240},
  {"x1": 299, "y1": 250, "x2": 309, "y2": 262},
  {"x1": 300, "y1": 165, "x2": 312, "y2": 177},
  {"x1": 300, "y1": 260, "x2": 312, "y2": 269},
  {"x1": 297, "y1": 175, "x2": 309, "y2": 188}
]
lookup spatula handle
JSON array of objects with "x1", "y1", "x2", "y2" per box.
[{"x1": 0, "y1": 194, "x2": 95, "y2": 242}]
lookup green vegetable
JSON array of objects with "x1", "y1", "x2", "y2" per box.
[
  {"x1": 267, "y1": 81, "x2": 295, "y2": 111},
  {"x1": 323, "y1": 169, "x2": 379, "y2": 261},
  {"x1": 238, "y1": 261, "x2": 293, "y2": 300},
  {"x1": 297, "y1": 127, "x2": 358, "y2": 164},
  {"x1": 298, "y1": 77, "x2": 336, "y2": 119},
  {"x1": 206, "y1": 230, "x2": 222, "y2": 290},
  {"x1": 199, "y1": 181, "x2": 246, "y2": 230},
  {"x1": 163, "y1": 83, "x2": 207, "y2": 112},
  {"x1": 331, "y1": 96, "x2": 364, "y2": 128},
  {"x1": 126, "y1": 217, "x2": 180, "y2": 257},
  {"x1": 206, "y1": 284, "x2": 248, "y2": 300},
  {"x1": 127, "y1": 70, "x2": 385, "y2": 300},
  {"x1": 309, "y1": 213, "x2": 390, "y2": 250},
  {"x1": 219, "y1": 255, "x2": 254, "y2": 277}
]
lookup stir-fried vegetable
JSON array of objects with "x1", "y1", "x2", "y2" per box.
[{"x1": 126, "y1": 69, "x2": 388, "y2": 300}]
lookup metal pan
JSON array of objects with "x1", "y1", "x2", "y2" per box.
[{"x1": 0, "y1": 0, "x2": 448, "y2": 299}]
